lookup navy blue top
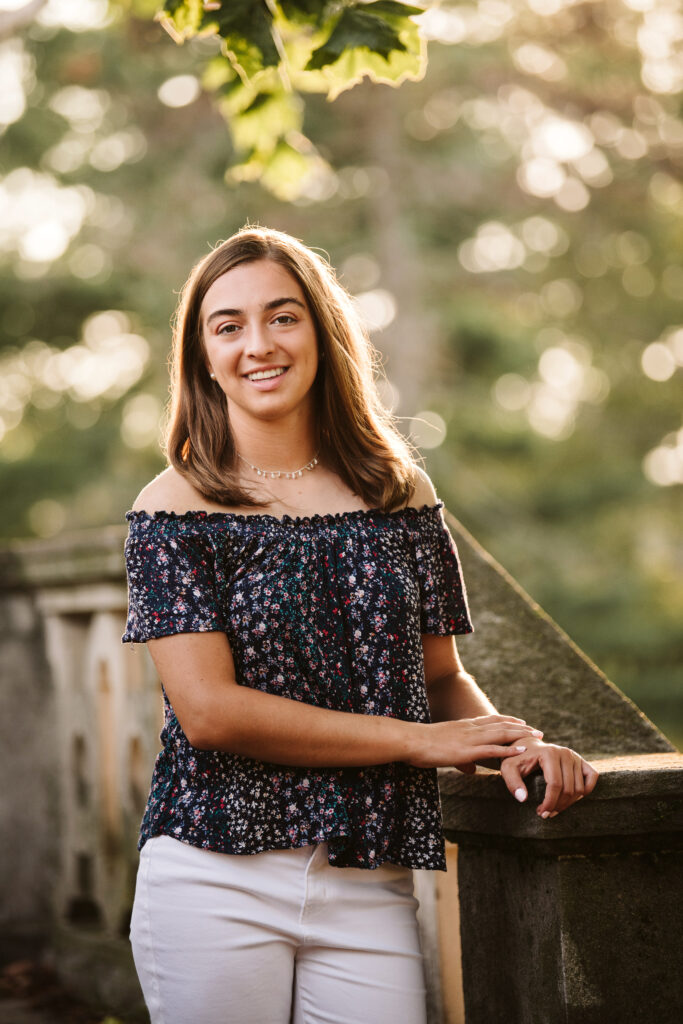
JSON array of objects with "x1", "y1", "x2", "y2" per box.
[{"x1": 122, "y1": 502, "x2": 473, "y2": 870}]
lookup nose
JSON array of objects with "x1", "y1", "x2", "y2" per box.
[{"x1": 244, "y1": 321, "x2": 275, "y2": 357}]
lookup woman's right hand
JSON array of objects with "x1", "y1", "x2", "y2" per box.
[{"x1": 407, "y1": 715, "x2": 543, "y2": 772}]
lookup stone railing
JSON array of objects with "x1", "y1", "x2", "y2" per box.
[
  {"x1": 441, "y1": 513, "x2": 681, "y2": 1024},
  {"x1": 1, "y1": 515, "x2": 678, "y2": 1023},
  {"x1": 1, "y1": 527, "x2": 154, "y2": 1016}
]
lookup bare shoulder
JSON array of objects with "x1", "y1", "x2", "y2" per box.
[
  {"x1": 131, "y1": 467, "x2": 206, "y2": 514},
  {"x1": 406, "y1": 464, "x2": 439, "y2": 509}
]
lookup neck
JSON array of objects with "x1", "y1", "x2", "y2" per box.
[{"x1": 229, "y1": 409, "x2": 318, "y2": 473}]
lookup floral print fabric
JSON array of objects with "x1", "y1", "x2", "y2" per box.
[{"x1": 122, "y1": 502, "x2": 473, "y2": 870}]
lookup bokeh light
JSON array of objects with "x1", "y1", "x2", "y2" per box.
[
  {"x1": 0, "y1": 39, "x2": 32, "y2": 127},
  {"x1": 0, "y1": 311, "x2": 150, "y2": 444},
  {"x1": 643, "y1": 429, "x2": 683, "y2": 486},
  {"x1": 158, "y1": 75, "x2": 202, "y2": 109},
  {"x1": 641, "y1": 342, "x2": 677, "y2": 381},
  {"x1": 409, "y1": 411, "x2": 447, "y2": 450},
  {"x1": 36, "y1": 0, "x2": 111, "y2": 32},
  {"x1": 28, "y1": 498, "x2": 66, "y2": 538},
  {"x1": 341, "y1": 254, "x2": 381, "y2": 292},
  {"x1": 121, "y1": 393, "x2": 163, "y2": 450},
  {"x1": 458, "y1": 222, "x2": 526, "y2": 273},
  {"x1": 354, "y1": 290, "x2": 396, "y2": 332},
  {"x1": 0, "y1": 168, "x2": 92, "y2": 267}
]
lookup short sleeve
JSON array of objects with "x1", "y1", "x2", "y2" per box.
[
  {"x1": 409, "y1": 504, "x2": 474, "y2": 636},
  {"x1": 122, "y1": 513, "x2": 226, "y2": 643}
]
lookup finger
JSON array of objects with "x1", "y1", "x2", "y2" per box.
[
  {"x1": 537, "y1": 760, "x2": 563, "y2": 817},
  {"x1": 476, "y1": 716, "x2": 541, "y2": 733},
  {"x1": 582, "y1": 760, "x2": 600, "y2": 795},
  {"x1": 475, "y1": 745, "x2": 531, "y2": 762},
  {"x1": 478, "y1": 724, "x2": 543, "y2": 744},
  {"x1": 500, "y1": 760, "x2": 528, "y2": 804},
  {"x1": 477, "y1": 715, "x2": 528, "y2": 724},
  {"x1": 475, "y1": 719, "x2": 541, "y2": 732},
  {"x1": 572, "y1": 758, "x2": 585, "y2": 803},
  {"x1": 555, "y1": 753, "x2": 576, "y2": 813}
]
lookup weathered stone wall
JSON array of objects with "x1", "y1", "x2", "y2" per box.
[
  {"x1": 0, "y1": 515, "x2": 677, "y2": 1023},
  {"x1": 0, "y1": 572, "x2": 59, "y2": 962},
  {"x1": 1, "y1": 529, "x2": 159, "y2": 1019},
  {"x1": 440, "y1": 513, "x2": 680, "y2": 1024},
  {"x1": 443, "y1": 754, "x2": 683, "y2": 1024}
]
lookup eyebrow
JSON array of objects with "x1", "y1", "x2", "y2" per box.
[{"x1": 205, "y1": 296, "x2": 306, "y2": 326}]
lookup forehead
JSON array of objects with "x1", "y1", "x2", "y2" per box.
[{"x1": 201, "y1": 259, "x2": 306, "y2": 319}]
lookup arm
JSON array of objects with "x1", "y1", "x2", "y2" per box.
[
  {"x1": 146, "y1": 630, "x2": 538, "y2": 769},
  {"x1": 422, "y1": 632, "x2": 599, "y2": 816},
  {"x1": 411, "y1": 466, "x2": 598, "y2": 816},
  {"x1": 421, "y1": 633, "x2": 497, "y2": 721}
]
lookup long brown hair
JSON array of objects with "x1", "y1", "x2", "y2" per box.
[{"x1": 165, "y1": 226, "x2": 417, "y2": 511}]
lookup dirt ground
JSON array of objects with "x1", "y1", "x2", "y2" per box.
[{"x1": 0, "y1": 960, "x2": 135, "y2": 1024}]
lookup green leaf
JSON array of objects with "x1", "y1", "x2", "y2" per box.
[
  {"x1": 161, "y1": 0, "x2": 189, "y2": 15},
  {"x1": 242, "y1": 91, "x2": 273, "y2": 115},
  {"x1": 361, "y1": 1, "x2": 425, "y2": 19},
  {"x1": 159, "y1": 0, "x2": 204, "y2": 37},
  {"x1": 305, "y1": 2, "x2": 425, "y2": 99},
  {"x1": 201, "y1": 54, "x2": 238, "y2": 93},
  {"x1": 279, "y1": 0, "x2": 327, "y2": 25},
  {"x1": 230, "y1": 137, "x2": 328, "y2": 201},
  {"x1": 259, "y1": 141, "x2": 315, "y2": 200},
  {"x1": 307, "y1": 9, "x2": 406, "y2": 69},
  {"x1": 200, "y1": 0, "x2": 280, "y2": 78},
  {"x1": 218, "y1": 85, "x2": 303, "y2": 155},
  {"x1": 154, "y1": 0, "x2": 425, "y2": 195}
]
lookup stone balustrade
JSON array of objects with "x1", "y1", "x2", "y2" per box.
[
  {"x1": 1, "y1": 514, "x2": 678, "y2": 1023},
  {"x1": 441, "y1": 513, "x2": 680, "y2": 1024}
]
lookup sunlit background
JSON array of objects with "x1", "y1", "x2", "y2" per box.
[{"x1": 0, "y1": 0, "x2": 681, "y2": 743}]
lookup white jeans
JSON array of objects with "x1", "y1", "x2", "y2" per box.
[{"x1": 130, "y1": 835, "x2": 427, "y2": 1024}]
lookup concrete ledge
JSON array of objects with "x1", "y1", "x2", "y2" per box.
[
  {"x1": 447, "y1": 754, "x2": 683, "y2": 1024},
  {"x1": 0, "y1": 527, "x2": 127, "y2": 590},
  {"x1": 440, "y1": 753, "x2": 683, "y2": 852}
]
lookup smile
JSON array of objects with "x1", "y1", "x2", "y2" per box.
[{"x1": 245, "y1": 367, "x2": 288, "y2": 381}]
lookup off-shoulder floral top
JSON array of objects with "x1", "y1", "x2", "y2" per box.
[{"x1": 122, "y1": 502, "x2": 473, "y2": 871}]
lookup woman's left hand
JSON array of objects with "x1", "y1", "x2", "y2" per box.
[{"x1": 499, "y1": 740, "x2": 599, "y2": 818}]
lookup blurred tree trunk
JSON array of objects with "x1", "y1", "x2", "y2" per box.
[{"x1": 363, "y1": 85, "x2": 437, "y2": 419}]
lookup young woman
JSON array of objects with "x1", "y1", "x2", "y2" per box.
[{"x1": 123, "y1": 227, "x2": 598, "y2": 1024}]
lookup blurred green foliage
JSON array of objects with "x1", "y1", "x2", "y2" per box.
[
  {"x1": 0, "y1": 0, "x2": 680, "y2": 745},
  {"x1": 139, "y1": 0, "x2": 425, "y2": 195}
]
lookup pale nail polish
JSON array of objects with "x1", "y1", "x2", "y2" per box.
[
  {"x1": 516, "y1": 745, "x2": 527, "y2": 752},
  {"x1": 532, "y1": 730, "x2": 543, "y2": 737},
  {"x1": 541, "y1": 811, "x2": 550, "y2": 819},
  {"x1": 514, "y1": 788, "x2": 527, "y2": 802}
]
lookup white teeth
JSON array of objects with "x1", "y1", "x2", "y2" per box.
[{"x1": 247, "y1": 367, "x2": 287, "y2": 381}]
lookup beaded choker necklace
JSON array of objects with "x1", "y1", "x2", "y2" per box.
[{"x1": 236, "y1": 451, "x2": 320, "y2": 480}]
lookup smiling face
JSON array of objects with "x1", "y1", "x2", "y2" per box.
[{"x1": 201, "y1": 259, "x2": 320, "y2": 431}]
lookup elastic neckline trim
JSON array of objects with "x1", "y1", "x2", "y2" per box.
[{"x1": 125, "y1": 501, "x2": 444, "y2": 527}]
